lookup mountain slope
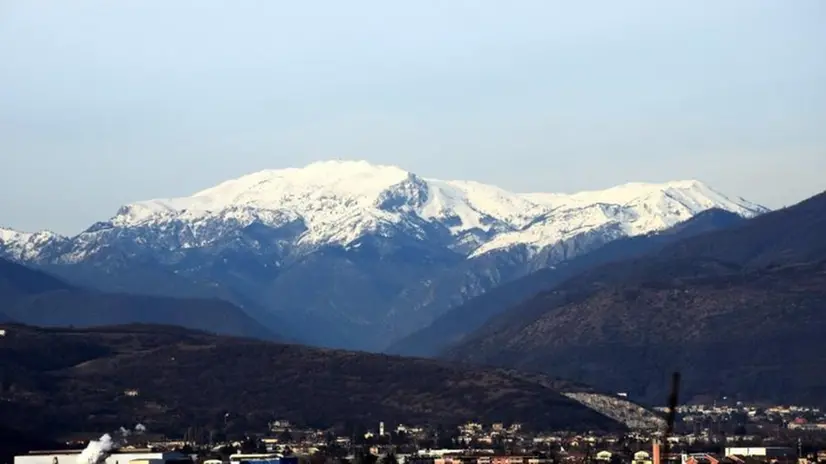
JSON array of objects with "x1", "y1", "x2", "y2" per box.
[
  {"x1": 386, "y1": 209, "x2": 746, "y2": 357},
  {"x1": 0, "y1": 323, "x2": 661, "y2": 437},
  {"x1": 0, "y1": 160, "x2": 767, "y2": 351},
  {"x1": 444, "y1": 190, "x2": 826, "y2": 405},
  {"x1": 0, "y1": 255, "x2": 72, "y2": 296},
  {"x1": 0, "y1": 257, "x2": 279, "y2": 341}
]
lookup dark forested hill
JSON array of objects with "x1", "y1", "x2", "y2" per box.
[
  {"x1": 387, "y1": 209, "x2": 745, "y2": 357},
  {"x1": 0, "y1": 257, "x2": 279, "y2": 341},
  {"x1": 444, "y1": 191, "x2": 826, "y2": 406},
  {"x1": 0, "y1": 425, "x2": 67, "y2": 464},
  {"x1": 0, "y1": 324, "x2": 650, "y2": 438}
]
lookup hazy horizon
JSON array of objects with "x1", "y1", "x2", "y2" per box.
[{"x1": 2, "y1": 1, "x2": 825, "y2": 235}]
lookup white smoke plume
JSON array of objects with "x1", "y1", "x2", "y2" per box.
[
  {"x1": 75, "y1": 434, "x2": 116, "y2": 464},
  {"x1": 75, "y1": 424, "x2": 148, "y2": 464}
]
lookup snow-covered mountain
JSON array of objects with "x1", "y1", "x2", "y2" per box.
[
  {"x1": 0, "y1": 228, "x2": 67, "y2": 262},
  {"x1": 1, "y1": 160, "x2": 765, "y2": 261},
  {"x1": 0, "y1": 160, "x2": 768, "y2": 351}
]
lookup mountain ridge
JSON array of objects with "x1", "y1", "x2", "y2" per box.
[
  {"x1": 386, "y1": 208, "x2": 746, "y2": 357},
  {"x1": 442, "y1": 190, "x2": 826, "y2": 405},
  {"x1": 0, "y1": 160, "x2": 769, "y2": 352},
  {"x1": 0, "y1": 161, "x2": 767, "y2": 261}
]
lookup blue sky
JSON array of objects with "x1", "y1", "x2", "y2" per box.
[{"x1": 1, "y1": 0, "x2": 824, "y2": 235}]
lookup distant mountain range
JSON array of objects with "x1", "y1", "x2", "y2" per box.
[
  {"x1": 0, "y1": 323, "x2": 663, "y2": 437},
  {"x1": 0, "y1": 160, "x2": 767, "y2": 352},
  {"x1": 443, "y1": 190, "x2": 826, "y2": 406},
  {"x1": 0, "y1": 257, "x2": 279, "y2": 341},
  {"x1": 3, "y1": 160, "x2": 824, "y2": 415}
]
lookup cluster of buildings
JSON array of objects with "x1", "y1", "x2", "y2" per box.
[
  {"x1": 12, "y1": 448, "x2": 299, "y2": 464},
  {"x1": 14, "y1": 441, "x2": 826, "y2": 464},
  {"x1": 647, "y1": 403, "x2": 826, "y2": 439},
  {"x1": 14, "y1": 406, "x2": 826, "y2": 464}
]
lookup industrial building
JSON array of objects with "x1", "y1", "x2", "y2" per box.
[{"x1": 14, "y1": 449, "x2": 192, "y2": 464}]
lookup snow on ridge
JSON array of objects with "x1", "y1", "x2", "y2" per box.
[
  {"x1": 522, "y1": 179, "x2": 765, "y2": 217},
  {"x1": 114, "y1": 161, "x2": 412, "y2": 231},
  {"x1": 0, "y1": 227, "x2": 65, "y2": 244},
  {"x1": 468, "y1": 179, "x2": 766, "y2": 258},
  {"x1": 2, "y1": 161, "x2": 768, "y2": 260},
  {"x1": 191, "y1": 160, "x2": 411, "y2": 203},
  {"x1": 418, "y1": 179, "x2": 545, "y2": 234},
  {"x1": 525, "y1": 179, "x2": 706, "y2": 206},
  {"x1": 108, "y1": 163, "x2": 765, "y2": 254},
  {"x1": 0, "y1": 227, "x2": 28, "y2": 243},
  {"x1": 0, "y1": 227, "x2": 66, "y2": 261}
]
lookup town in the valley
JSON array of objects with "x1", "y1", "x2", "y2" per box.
[{"x1": 12, "y1": 403, "x2": 826, "y2": 464}]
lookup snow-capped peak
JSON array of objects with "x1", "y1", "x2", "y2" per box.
[
  {"x1": 3, "y1": 161, "x2": 769, "y2": 263},
  {"x1": 470, "y1": 179, "x2": 767, "y2": 257},
  {"x1": 108, "y1": 162, "x2": 767, "y2": 255},
  {"x1": 192, "y1": 160, "x2": 412, "y2": 207},
  {"x1": 524, "y1": 179, "x2": 757, "y2": 211},
  {"x1": 0, "y1": 227, "x2": 64, "y2": 244},
  {"x1": 0, "y1": 226, "x2": 23, "y2": 243},
  {"x1": 115, "y1": 160, "x2": 411, "y2": 225},
  {"x1": 0, "y1": 226, "x2": 66, "y2": 262}
]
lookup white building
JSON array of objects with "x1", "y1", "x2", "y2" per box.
[
  {"x1": 15, "y1": 450, "x2": 191, "y2": 464},
  {"x1": 724, "y1": 447, "x2": 795, "y2": 458}
]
